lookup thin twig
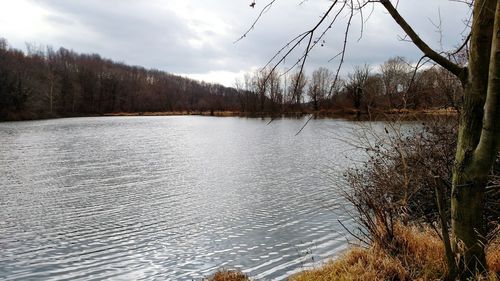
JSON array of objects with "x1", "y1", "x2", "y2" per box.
[{"x1": 234, "y1": 0, "x2": 278, "y2": 43}]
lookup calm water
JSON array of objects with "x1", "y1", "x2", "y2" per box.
[{"x1": 0, "y1": 116, "x2": 369, "y2": 280}]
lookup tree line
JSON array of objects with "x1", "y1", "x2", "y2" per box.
[
  {"x1": 0, "y1": 37, "x2": 463, "y2": 121},
  {"x1": 236, "y1": 56, "x2": 464, "y2": 114},
  {"x1": 0, "y1": 38, "x2": 241, "y2": 121}
]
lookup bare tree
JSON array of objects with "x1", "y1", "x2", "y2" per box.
[
  {"x1": 363, "y1": 74, "x2": 385, "y2": 110},
  {"x1": 345, "y1": 64, "x2": 370, "y2": 113},
  {"x1": 267, "y1": 67, "x2": 282, "y2": 112},
  {"x1": 380, "y1": 56, "x2": 411, "y2": 109},
  {"x1": 435, "y1": 67, "x2": 464, "y2": 111},
  {"x1": 45, "y1": 47, "x2": 58, "y2": 115},
  {"x1": 308, "y1": 67, "x2": 333, "y2": 111},
  {"x1": 288, "y1": 69, "x2": 307, "y2": 110},
  {"x1": 234, "y1": 78, "x2": 247, "y2": 112},
  {"x1": 251, "y1": 68, "x2": 268, "y2": 112}
]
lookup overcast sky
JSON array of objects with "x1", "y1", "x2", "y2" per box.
[{"x1": 0, "y1": 0, "x2": 470, "y2": 86}]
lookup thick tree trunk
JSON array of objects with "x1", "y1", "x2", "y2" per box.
[
  {"x1": 380, "y1": 0, "x2": 498, "y2": 278},
  {"x1": 451, "y1": 180, "x2": 487, "y2": 275},
  {"x1": 451, "y1": 0, "x2": 498, "y2": 278}
]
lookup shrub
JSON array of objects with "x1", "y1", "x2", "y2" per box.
[
  {"x1": 345, "y1": 117, "x2": 498, "y2": 248},
  {"x1": 342, "y1": 116, "x2": 498, "y2": 280}
]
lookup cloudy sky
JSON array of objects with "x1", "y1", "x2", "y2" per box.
[{"x1": 0, "y1": 0, "x2": 470, "y2": 86}]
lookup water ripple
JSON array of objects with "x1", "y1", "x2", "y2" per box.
[{"x1": 0, "y1": 116, "x2": 370, "y2": 280}]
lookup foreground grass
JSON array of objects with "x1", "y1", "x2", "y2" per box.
[
  {"x1": 210, "y1": 225, "x2": 499, "y2": 281},
  {"x1": 291, "y1": 225, "x2": 499, "y2": 281}
]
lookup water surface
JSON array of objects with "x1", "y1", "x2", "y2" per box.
[{"x1": 0, "y1": 116, "x2": 366, "y2": 280}]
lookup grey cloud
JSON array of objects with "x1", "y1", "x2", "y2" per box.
[{"x1": 11, "y1": 0, "x2": 472, "y2": 85}]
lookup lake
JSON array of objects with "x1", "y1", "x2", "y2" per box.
[{"x1": 0, "y1": 116, "x2": 373, "y2": 280}]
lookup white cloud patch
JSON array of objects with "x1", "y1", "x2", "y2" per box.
[
  {"x1": 181, "y1": 70, "x2": 251, "y2": 87},
  {"x1": 0, "y1": 0, "x2": 55, "y2": 44}
]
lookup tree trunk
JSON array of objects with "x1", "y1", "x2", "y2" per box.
[
  {"x1": 451, "y1": 0, "x2": 498, "y2": 278},
  {"x1": 379, "y1": 0, "x2": 498, "y2": 278}
]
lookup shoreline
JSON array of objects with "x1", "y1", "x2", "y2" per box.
[
  {"x1": 104, "y1": 108, "x2": 458, "y2": 117},
  {"x1": 1, "y1": 108, "x2": 458, "y2": 122}
]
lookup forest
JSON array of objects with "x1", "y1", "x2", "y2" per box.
[
  {"x1": 0, "y1": 37, "x2": 463, "y2": 121},
  {"x1": 0, "y1": 38, "x2": 240, "y2": 121}
]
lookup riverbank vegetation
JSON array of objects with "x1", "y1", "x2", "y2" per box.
[
  {"x1": 324, "y1": 117, "x2": 499, "y2": 280},
  {"x1": 0, "y1": 38, "x2": 462, "y2": 121}
]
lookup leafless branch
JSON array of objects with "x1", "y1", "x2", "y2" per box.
[
  {"x1": 428, "y1": 7, "x2": 444, "y2": 51},
  {"x1": 262, "y1": 0, "x2": 343, "y2": 95},
  {"x1": 450, "y1": 32, "x2": 471, "y2": 56},
  {"x1": 234, "y1": 0, "x2": 278, "y2": 44},
  {"x1": 449, "y1": 0, "x2": 473, "y2": 8},
  {"x1": 329, "y1": 2, "x2": 354, "y2": 96},
  {"x1": 262, "y1": 31, "x2": 310, "y2": 71},
  {"x1": 379, "y1": 0, "x2": 467, "y2": 81},
  {"x1": 406, "y1": 55, "x2": 429, "y2": 93},
  {"x1": 295, "y1": 114, "x2": 314, "y2": 136}
]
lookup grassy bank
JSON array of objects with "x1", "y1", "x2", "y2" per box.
[{"x1": 208, "y1": 224, "x2": 499, "y2": 280}]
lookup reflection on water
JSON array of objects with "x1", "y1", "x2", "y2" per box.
[{"x1": 0, "y1": 116, "x2": 367, "y2": 280}]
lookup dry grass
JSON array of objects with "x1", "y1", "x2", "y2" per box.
[
  {"x1": 487, "y1": 235, "x2": 500, "y2": 275},
  {"x1": 208, "y1": 269, "x2": 249, "y2": 281},
  {"x1": 290, "y1": 224, "x2": 500, "y2": 281},
  {"x1": 290, "y1": 248, "x2": 406, "y2": 281}
]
